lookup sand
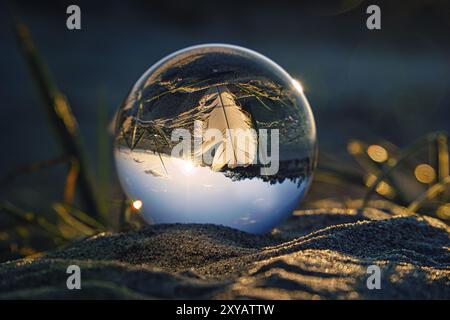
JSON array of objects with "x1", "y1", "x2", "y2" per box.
[{"x1": 0, "y1": 208, "x2": 449, "y2": 299}]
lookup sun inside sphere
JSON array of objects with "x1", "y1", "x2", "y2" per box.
[{"x1": 114, "y1": 44, "x2": 317, "y2": 234}]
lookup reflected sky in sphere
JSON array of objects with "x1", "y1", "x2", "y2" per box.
[
  {"x1": 114, "y1": 44, "x2": 317, "y2": 233},
  {"x1": 116, "y1": 149, "x2": 308, "y2": 233}
]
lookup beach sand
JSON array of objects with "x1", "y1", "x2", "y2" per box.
[{"x1": 0, "y1": 207, "x2": 449, "y2": 299}]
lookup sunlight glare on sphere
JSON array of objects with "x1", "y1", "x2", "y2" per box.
[
  {"x1": 292, "y1": 79, "x2": 304, "y2": 93},
  {"x1": 132, "y1": 200, "x2": 143, "y2": 211},
  {"x1": 114, "y1": 44, "x2": 317, "y2": 233}
]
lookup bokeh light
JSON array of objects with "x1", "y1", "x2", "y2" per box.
[
  {"x1": 367, "y1": 144, "x2": 388, "y2": 163},
  {"x1": 347, "y1": 140, "x2": 363, "y2": 155},
  {"x1": 414, "y1": 164, "x2": 436, "y2": 184},
  {"x1": 365, "y1": 174, "x2": 394, "y2": 197},
  {"x1": 436, "y1": 204, "x2": 450, "y2": 220}
]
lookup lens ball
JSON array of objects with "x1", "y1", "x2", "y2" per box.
[{"x1": 114, "y1": 44, "x2": 317, "y2": 233}]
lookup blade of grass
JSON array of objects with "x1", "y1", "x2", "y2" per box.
[
  {"x1": 406, "y1": 176, "x2": 450, "y2": 214},
  {"x1": 0, "y1": 201, "x2": 65, "y2": 240},
  {"x1": 118, "y1": 193, "x2": 128, "y2": 231},
  {"x1": 437, "y1": 133, "x2": 449, "y2": 200},
  {"x1": 437, "y1": 133, "x2": 449, "y2": 181},
  {"x1": 0, "y1": 155, "x2": 68, "y2": 187},
  {"x1": 235, "y1": 84, "x2": 273, "y2": 111},
  {"x1": 348, "y1": 140, "x2": 399, "y2": 201},
  {"x1": 14, "y1": 21, "x2": 103, "y2": 220},
  {"x1": 52, "y1": 202, "x2": 96, "y2": 236},
  {"x1": 64, "y1": 158, "x2": 79, "y2": 205},
  {"x1": 57, "y1": 203, "x2": 105, "y2": 231},
  {"x1": 361, "y1": 131, "x2": 447, "y2": 209},
  {"x1": 96, "y1": 89, "x2": 111, "y2": 223}
]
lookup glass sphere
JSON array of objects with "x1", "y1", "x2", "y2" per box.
[{"x1": 114, "y1": 44, "x2": 317, "y2": 234}]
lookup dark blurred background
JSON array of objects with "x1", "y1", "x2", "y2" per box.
[{"x1": 0, "y1": 0, "x2": 450, "y2": 259}]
